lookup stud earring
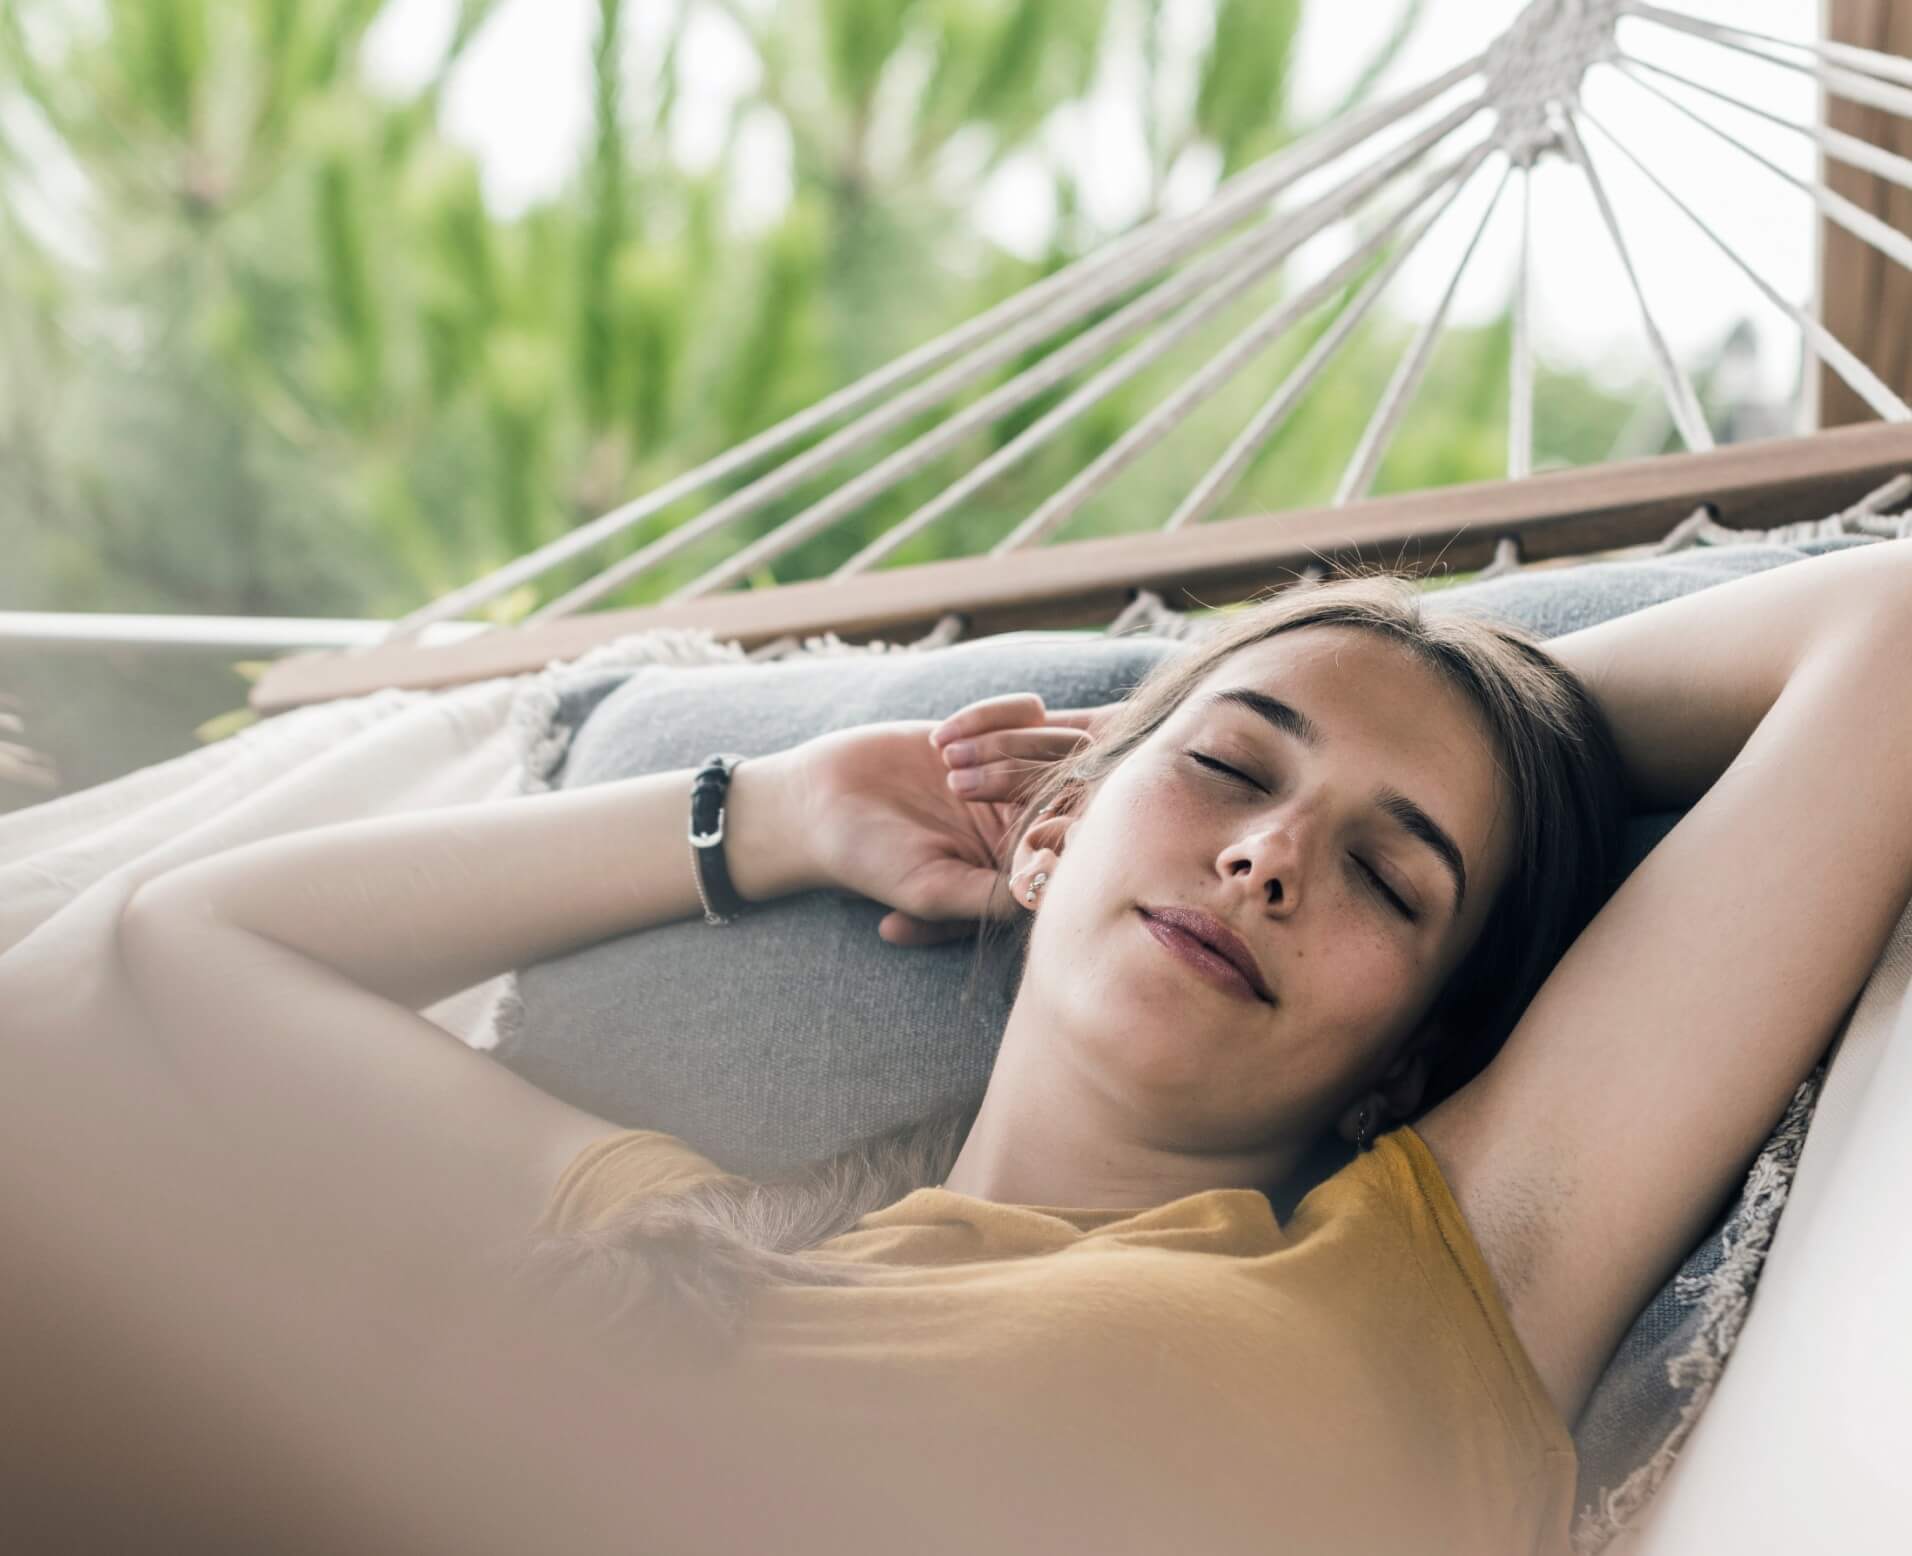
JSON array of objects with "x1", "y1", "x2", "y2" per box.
[
  {"x1": 1354, "y1": 1101, "x2": 1378, "y2": 1154},
  {"x1": 1025, "y1": 871, "x2": 1049, "y2": 906}
]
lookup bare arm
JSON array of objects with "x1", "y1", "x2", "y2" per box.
[
  {"x1": 1417, "y1": 537, "x2": 1912, "y2": 1425},
  {"x1": 110, "y1": 712, "x2": 1021, "y2": 1259},
  {"x1": 1538, "y1": 543, "x2": 1908, "y2": 813},
  {"x1": 109, "y1": 753, "x2": 824, "y2": 1261},
  {"x1": 122, "y1": 754, "x2": 824, "y2": 1012}
]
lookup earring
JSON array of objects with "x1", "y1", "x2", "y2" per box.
[
  {"x1": 1024, "y1": 871, "x2": 1049, "y2": 906},
  {"x1": 1354, "y1": 1101, "x2": 1378, "y2": 1154}
]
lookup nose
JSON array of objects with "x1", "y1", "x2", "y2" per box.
[{"x1": 1220, "y1": 803, "x2": 1317, "y2": 912}]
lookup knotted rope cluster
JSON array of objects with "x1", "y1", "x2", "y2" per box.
[{"x1": 1485, "y1": 0, "x2": 1624, "y2": 164}]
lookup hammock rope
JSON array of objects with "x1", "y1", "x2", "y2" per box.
[
  {"x1": 1000, "y1": 147, "x2": 1501, "y2": 555},
  {"x1": 847, "y1": 141, "x2": 1487, "y2": 574},
  {"x1": 1628, "y1": 2, "x2": 1912, "y2": 113},
  {"x1": 1510, "y1": 167, "x2": 1537, "y2": 482},
  {"x1": 1163, "y1": 166, "x2": 1477, "y2": 535},
  {"x1": 1337, "y1": 161, "x2": 1517, "y2": 506},
  {"x1": 574, "y1": 97, "x2": 1496, "y2": 610},
  {"x1": 1554, "y1": 107, "x2": 1715, "y2": 453},
  {"x1": 1577, "y1": 106, "x2": 1912, "y2": 423},
  {"x1": 385, "y1": 56, "x2": 1485, "y2": 640},
  {"x1": 378, "y1": 0, "x2": 1912, "y2": 652},
  {"x1": 1615, "y1": 60, "x2": 1912, "y2": 281},
  {"x1": 1625, "y1": 0, "x2": 1912, "y2": 88},
  {"x1": 1617, "y1": 52, "x2": 1912, "y2": 198}
]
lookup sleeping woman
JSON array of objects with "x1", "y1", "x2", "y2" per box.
[{"x1": 85, "y1": 540, "x2": 1912, "y2": 1554}]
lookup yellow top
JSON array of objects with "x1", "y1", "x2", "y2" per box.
[{"x1": 542, "y1": 1125, "x2": 1575, "y2": 1556}]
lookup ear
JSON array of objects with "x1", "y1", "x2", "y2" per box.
[
  {"x1": 1386, "y1": 1008, "x2": 1448, "y2": 1115},
  {"x1": 1335, "y1": 1024, "x2": 1438, "y2": 1145},
  {"x1": 1378, "y1": 1044, "x2": 1431, "y2": 1121},
  {"x1": 1009, "y1": 802, "x2": 1078, "y2": 876}
]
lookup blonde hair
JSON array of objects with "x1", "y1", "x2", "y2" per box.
[{"x1": 520, "y1": 569, "x2": 1630, "y2": 1365}]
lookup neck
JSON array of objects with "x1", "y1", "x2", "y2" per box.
[{"x1": 939, "y1": 1012, "x2": 1306, "y2": 1211}]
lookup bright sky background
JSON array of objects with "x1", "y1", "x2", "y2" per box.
[{"x1": 363, "y1": 0, "x2": 1830, "y2": 408}]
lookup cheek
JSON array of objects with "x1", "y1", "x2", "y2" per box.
[
  {"x1": 1302, "y1": 929, "x2": 1420, "y2": 1027},
  {"x1": 1121, "y1": 761, "x2": 1194, "y2": 822},
  {"x1": 1275, "y1": 930, "x2": 1424, "y2": 1090},
  {"x1": 1062, "y1": 765, "x2": 1191, "y2": 880}
]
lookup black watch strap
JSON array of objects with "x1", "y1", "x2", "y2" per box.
[{"x1": 689, "y1": 753, "x2": 749, "y2": 926}]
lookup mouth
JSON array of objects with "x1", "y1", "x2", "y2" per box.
[{"x1": 1137, "y1": 907, "x2": 1274, "y2": 1005}]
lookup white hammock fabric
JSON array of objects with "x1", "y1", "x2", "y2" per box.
[{"x1": 376, "y1": 0, "x2": 1912, "y2": 646}]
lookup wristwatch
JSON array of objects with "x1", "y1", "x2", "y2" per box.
[{"x1": 689, "y1": 753, "x2": 750, "y2": 926}]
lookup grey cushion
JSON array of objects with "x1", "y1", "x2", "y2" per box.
[
  {"x1": 496, "y1": 533, "x2": 1877, "y2": 1549},
  {"x1": 503, "y1": 634, "x2": 1184, "y2": 1177}
]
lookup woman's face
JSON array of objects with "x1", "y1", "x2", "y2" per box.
[{"x1": 1018, "y1": 625, "x2": 1517, "y2": 1154}]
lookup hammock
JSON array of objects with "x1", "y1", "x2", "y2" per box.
[
  {"x1": 29, "y1": 3, "x2": 1909, "y2": 1549},
  {"x1": 251, "y1": 0, "x2": 1912, "y2": 715}
]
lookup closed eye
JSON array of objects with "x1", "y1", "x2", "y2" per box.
[
  {"x1": 1186, "y1": 749, "x2": 1256, "y2": 787},
  {"x1": 1184, "y1": 750, "x2": 1419, "y2": 923},
  {"x1": 1356, "y1": 857, "x2": 1418, "y2": 922}
]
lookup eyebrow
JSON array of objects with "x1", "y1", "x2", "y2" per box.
[{"x1": 1199, "y1": 687, "x2": 1469, "y2": 917}]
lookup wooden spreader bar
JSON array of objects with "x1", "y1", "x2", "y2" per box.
[{"x1": 251, "y1": 423, "x2": 1912, "y2": 715}]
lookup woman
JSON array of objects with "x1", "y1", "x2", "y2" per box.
[{"x1": 90, "y1": 542, "x2": 1912, "y2": 1554}]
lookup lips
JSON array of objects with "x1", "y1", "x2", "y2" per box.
[{"x1": 1139, "y1": 906, "x2": 1274, "y2": 1003}]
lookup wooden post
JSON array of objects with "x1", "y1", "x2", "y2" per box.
[{"x1": 1819, "y1": 0, "x2": 1912, "y2": 427}]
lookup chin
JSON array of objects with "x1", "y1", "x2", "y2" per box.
[{"x1": 1080, "y1": 1005, "x2": 1252, "y2": 1104}]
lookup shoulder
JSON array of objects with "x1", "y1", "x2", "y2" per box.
[
  {"x1": 1294, "y1": 1128, "x2": 1552, "y2": 1345},
  {"x1": 1291, "y1": 1130, "x2": 1574, "y2": 1458}
]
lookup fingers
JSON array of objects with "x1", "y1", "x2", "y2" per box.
[
  {"x1": 930, "y1": 697, "x2": 1108, "y2": 750},
  {"x1": 879, "y1": 868, "x2": 1019, "y2": 945},
  {"x1": 939, "y1": 726, "x2": 1091, "y2": 768},
  {"x1": 939, "y1": 727, "x2": 1091, "y2": 800},
  {"x1": 928, "y1": 693, "x2": 1046, "y2": 749},
  {"x1": 877, "y1": 912, "x2": 978, "y2": 948},
  {"x1": 929, "y1": 694, "x2": 1108, "y2": 803}
]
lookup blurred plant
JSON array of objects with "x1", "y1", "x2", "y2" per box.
[{"x1": 0, "y1": 0, "x2": 1653, "y2": 634}]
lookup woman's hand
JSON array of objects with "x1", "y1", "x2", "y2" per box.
[
  {"x1": 927, "y1": 692, "x2": 1115, "y2": 805},
  {"x1": 791, "y1": 695, "x2": 1110, "y2": 947}
]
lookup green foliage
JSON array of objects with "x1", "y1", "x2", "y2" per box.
[
  {"x1": 1319, "y1": 0, "x2": 1427, "y2": 126},
  {"x1": 0, "y1": 0, "x2": 1665, "y2": 635},
  {"x1": 579, "y1": 0, "x2": 627, "y2": 430},
  {"x1": 1196, "y1": 0, "x2": 1301, "y2": 175},
  {"x1": 818, "y1": 0, "x2": 923, "y2": 114},
  {"x1": 618, "y1": 244, "x2": 687, "y2": 456},
  {"x1": 916, "y1": 2, "x2": 1104, "y2": 166},
  {"x1": 313, "y1": 141, "x2": 384, "y2": 418}
]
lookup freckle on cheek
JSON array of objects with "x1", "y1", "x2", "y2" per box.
[{"x1": 1140, "y1": 772, "x2": 1195, "y2": 814}]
